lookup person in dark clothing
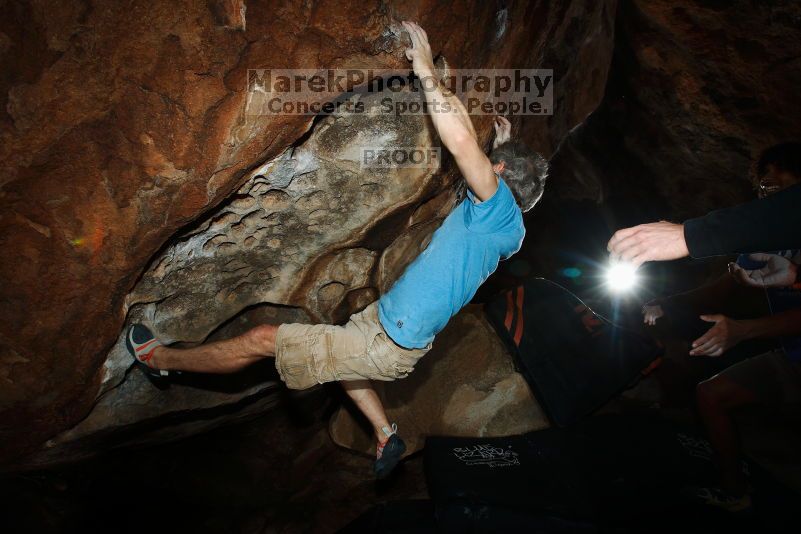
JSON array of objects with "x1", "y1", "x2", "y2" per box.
[
  {"x1": 688, "y1": 249, "x2": 801, "y2": 512},
  {"x1": 633, "y1": 145, "x2": 801, "y2": 512},
  {"x1": 607, "y1": 142, "x2": 801, "y2": 266},
  {"x1": 683, "y1": 183, "x2": 801, "y2": 258}
]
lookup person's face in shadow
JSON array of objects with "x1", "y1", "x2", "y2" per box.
[{"x1": 757, "y1": 164, "x2": 801, "y2": 198}]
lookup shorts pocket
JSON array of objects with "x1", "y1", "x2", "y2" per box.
[
  {"x1": 391, "y1": 359, "x2": 415, "y2": 378},
  {"x1": 363, "y1": 331, "x2": 409, "y2": 380},
  {"x1": 386, "y1": 335, "x2": 425, "y2": 378},
  {"x1": 275, "y1": 332, "x2": 321, "y2": 389}
]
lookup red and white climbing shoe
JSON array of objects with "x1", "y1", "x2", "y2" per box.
[
  {"x1": 374, "y1": 423, "x2": 406, "y2": 479},
  {"x1": 126, "y1": 324, "x2": 169, "y2": 377}
]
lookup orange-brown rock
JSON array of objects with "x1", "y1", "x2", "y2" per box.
[{"x1": 0, "y1": 0, "x2": 616, "y2": 467}]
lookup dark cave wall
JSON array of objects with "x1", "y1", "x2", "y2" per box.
[
  {"x1": 478, "y1": 0, "x2": 801, "y2": 344},
  {"x1": 550, "y1": 0, "x2": 801, "y2": 217}
]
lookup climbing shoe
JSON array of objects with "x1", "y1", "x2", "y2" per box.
[
  {"x1": 126, "y1": 324, "x2": 169, "y2": 378},
  {"x1": 374, "y1": 423, "x2": 406, "y2": 480}
]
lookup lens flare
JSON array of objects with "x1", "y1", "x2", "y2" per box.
[
  {"x1": 606, "y1": 262, "x2": 638, "y2": 292},
  {"x1": 560, "y1": 267, "x2": 582, "y2": 279}
]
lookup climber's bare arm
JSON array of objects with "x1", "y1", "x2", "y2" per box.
[{"x1": 402, "y1": 21, "x2": 497, "y2": 201}]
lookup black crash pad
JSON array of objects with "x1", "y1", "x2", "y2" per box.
[
  {"x1": 424, "y1": 414, "x2": 795, "y2": 532},
  {"x1": 485, "y1": 278, "x2": 661, "y2": 426}
]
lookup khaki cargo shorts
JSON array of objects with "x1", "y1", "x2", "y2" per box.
[{"x1": 274, "y1": 300, "x2": 432, "y2": 390}]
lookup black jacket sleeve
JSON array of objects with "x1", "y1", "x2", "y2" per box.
[{"x1": 683, "y1": 184, "x2": 801, "y2": 258}]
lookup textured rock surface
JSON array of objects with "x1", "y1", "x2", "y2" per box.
[
  {"x1": 1, "y1": 0, "x2": 616, "y2": 466},
  {"x1": 126, "y1": 87, "x2": 438, "y2": 342},
  {"x1": 330, "y1": 305, "x2": 549, "y2": 456}
]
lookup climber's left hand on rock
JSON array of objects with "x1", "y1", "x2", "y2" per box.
[{"x1": 402, "y1": 21, "x2": 435, "y2": 78}]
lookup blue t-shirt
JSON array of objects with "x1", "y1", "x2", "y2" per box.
[
  {"x1": 736, "y1": 250, "x2": 801, "y2": 363},
  {"x1": 378, "y1": 177, "x2": 525, "y2": 349}
]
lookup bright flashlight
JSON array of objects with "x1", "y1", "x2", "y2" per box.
[{"x1": 606, "y1": 261, "x2": 638, "y2": 292}]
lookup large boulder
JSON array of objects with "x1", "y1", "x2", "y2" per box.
[{"x1": 1, "y1": 0, "x2": 616, "y2": 467}]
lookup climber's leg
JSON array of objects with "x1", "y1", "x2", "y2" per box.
[
  {"x1": 341, "y1": 379, "x2": 391, "y2": 441},
  {"x1": 341, "y1": 379, "x2": 407, "y2": 479},
  {"x1": 131, "y1": 323, "x2": 278, "y2": 374}
]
